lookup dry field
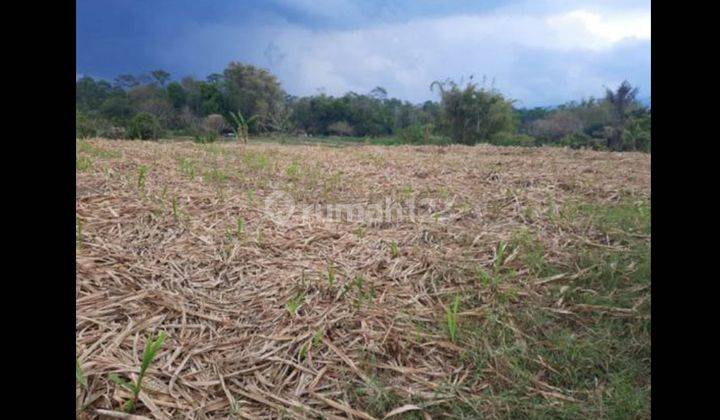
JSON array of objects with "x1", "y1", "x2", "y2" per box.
[{"x1": 76, "y1": 138, "x2": 651, "y2": 419}]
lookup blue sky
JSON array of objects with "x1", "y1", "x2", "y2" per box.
[{"x1": 76, "y1": 0, "x2": 650, "y2": 107}]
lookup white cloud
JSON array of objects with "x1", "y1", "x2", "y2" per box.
[
  {"x1": 265, "y1": 7, "x2": 649, "y2": 104},
  {"x1": 546, "y1": 9, "x2": 650, "y2": 47},
  {"x1": 159, "y1": 1, "x2": 650, "y2": 106}
]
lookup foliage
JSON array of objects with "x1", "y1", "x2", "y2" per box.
[
  {"x1": 431, "y1": 78, "x2": 517, "y2": 145},
  {"x1": 605, "y1": 80, "x2": 640, "y2": 151},
  {"x1": 229, "y1": 110, "x2": 257, "y2": 143},
  {"x1": 397, "y1": 124, "x2": 427, "y2": 144},
  {"x1": 445, "y1": 295, "x2": 461, "y2": 343},
  {"x1": 223, "y1": 62, "x2": 285, "y2": 133},
  {"x1": 624, "y1": 112, "x2": 651, "y2": 152},
  {"x1": 109, "y1": 331, "x2": 166, "y2": 413},
  {"x1": 76, "y1": 66, "x2": 649, "y2": 152},
  {"x1": 560, "y1": 132, "x2": 595, "y2": 150},
  {"x1": 127, "y1": 112, "x2": 162, "y2": 140},
  {"x1": 286, "y1": 292, "x2": 305, "y2": 316},
  {"x1": 327, "y1": 120, "x2": 354, "y2": 136},
  {"x1": 489, "y1": 131, "x2": 536, "y2": 147},
  {"x1": 193, "y1": 132, "x2": 218, "y2": 144},
  {"x1": 204, "y1": 114, "x2": 228, "y2": 134},
  {"x1": 76, "y1": 112, "x2": 98, "y2": 139},
  {"x1": 76, "y1": 359, "x2": 87, "y2": 388},
  {"x1": 528, "y1": 110, "x2": 584, "y2": 143}
]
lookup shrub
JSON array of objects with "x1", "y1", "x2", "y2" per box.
[
  {"x1": 204, "y1": 114, "x2": 228, "y2": 134},
  {"x1": 490, "y1": 132, "x2": 536, "y2": 147},
  {"x1": 193, "y1": 132, "x2": 218, "y2": 144},
  {"x1": 559, "y1": 132, "x2": 591, "y2": 149},
  {"x1": 397, "y1": 124, "x2": 424, "y2": 144},
  {"x1": 623, "y1": 115, "x2": 651, "y2": 152},
  {"x1": 127, "y1": 113, "x2": 162, "y2": 140},
  {"x1": 76, "y1": 112, "x2": 97, "y2": 139},
  {"x1": 559, "y1": 132, "x2": 606, "y2": 150},
  {"x1": 327, "y1": 121, "x2": 354, "y2": 136},
  {"x1": 529, "y1": 111, "x2": 584, "y2": 143},
  {"x1": 431, "y1": 79, "x2": 517, "y2": 145},
  {"x1": 98, "y1": 125, "x2": 126, "y2": 139},
  {"x1": 426, "y1": 135, "x2": 453, "y2": 145}
]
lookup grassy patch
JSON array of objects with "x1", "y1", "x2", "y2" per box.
[
  {"x1": 77, "y1": 156, "x2": 93, "y2": 172},
  {"x1": 78, "y1": 140, "x2": 121, "y2": 159},
  {"x1": 426, "y1": 198, "x2": 650, "y2": 418},
  {"x1": 178, "y1": 157, "x2": 197, "y2": 179},
  {"x1": 203, "y1": 166, "x2": 230, "y2": 184}
]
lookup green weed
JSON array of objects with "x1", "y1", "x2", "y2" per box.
[
  {"x1": 286, "y1": 292, "x2": 305, "y2": 316},
  {"x1": 312, "y1": 328, "x2": 324, "y2": 347},
  {"x1": 172, "y1": 195, "x2": 179, "y2": 220},
  {"x1": 178, "y1": 158, "x2": 197, "y2": 179},
  {"x1": 327, "y1": 263, "x2": 336, "y2": 288},
  {"x1": 389, "y1": 240, "x2": 399, "y2": 258},
  {"x1": 203, "y1": 166, "x2": 229, "y2": 184},
  {"x1": 78, "y1": 140, "x2": 121, "y2": 159},
  {"x1": 286, "y1": 160, "x2": 301, "y2": 180},
  {"x1": 76, "y1": 359, "x2": 87, "y2": 388},
  {"x1": 109, "y1": 331, "x2": 167, "y2": 413},
  {"x1": 298, "y1": 342, "x2": 308, "y2": 361},
  {"x1": 137, "y1": 165, "x2": 148, "y2": 193},
  {"x1": 77, "y1": 156, "x2": 92, "y2": 172},
  {"x1": 236, "y1": 217, "x2": 245, "y2": 239},
  {"x1": 445, "y1": 295, "x2": 461, "y2": 343},
  {"x1": 76, "y1": 217, "x2": 83, "y2": 247}
]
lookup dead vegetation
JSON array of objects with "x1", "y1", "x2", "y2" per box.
[{"x1": 77, "y1": 138, "x2": 650, "y2": 419}]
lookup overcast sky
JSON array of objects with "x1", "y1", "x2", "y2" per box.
[{"x1": 76, "y1": 0, "x2": 650, "y2": 107}]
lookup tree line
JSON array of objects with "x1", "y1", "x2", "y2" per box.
[{"x1": 76, "y1": 62, "x2": 650, "y2": 152}]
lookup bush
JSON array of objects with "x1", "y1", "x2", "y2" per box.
[
  {"x1": 327, "y1": 121, "x2": 354, "y2": 136},
  {"x1": 432, "y1": 80, "x2": 517, "y2": 145},
  {"x1": 193, "y1": 132, "x2": 218, "y2": 144},
  {"x1": 204, "y1": 114, "x2": 228, "y2": 134},
  {"x1": 623, "y1": 115, "x2": 651, "y2": 152},
  {"x1": 99, "y1": 125, "x2": 127, "y2": 140},
  {"x1": 397, "y1": 124, "x2": 425, "y2": 144},
  {"x1": 559, "y1": 132, "x2": 606, "y2": 150},
  {"x1": 127, "y1": 113, "x2": 162, "y2": 140},
  {"x1": 426, "y1": 135, "x2": 453, "y2": 145},
  {"x1": 490, "y1": 132, "x2": 536, "y2": 147},
  {"x1": 76, "y1": 112, "x2": 97, "y2": 139}
]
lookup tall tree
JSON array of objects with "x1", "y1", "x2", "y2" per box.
[
  {"x1": 166, "y1": 82, "x2": 187, "y2": 109},
  {"x1": 114, "y1": 74, "x2": 139, "y2": 90},
  {"x1": 222, "y1": 62, "x2": 285, "y2": 133},
  {"x1": 431, "y1": 79, "x2": 516, "y2": 145},
  {"x1": 605, "y1": 80, "x2": 639, "y2": 151},
  {"x1": 150, "y1": 70, "x2": 171, "y2": 87}
]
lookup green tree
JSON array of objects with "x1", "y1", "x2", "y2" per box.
[
  {"x1": 99, "y1": 96, "x2": 133, "y2": 124},
  {"x1": 76, "y1": 77, "x2": 124, "y2": 113},
  {"x1": 222, "y1": 62, "x2": 285, "y2": 133},
  {"x1": 114, "y1": 74, "x2": 139, "y2": 90},
  {"x1": 76, "y1": 111, "x2": 97, "y2": 138},
  {"x1": 623, "y1": 110, "x2": 651, "y2": 152},
  {"x1": 430, "y1": 78, "x2": 517, "y2": 145},
  {"x1": 150, "y1": 70, "x2": 171, "y2": 87},
  {"x1": 166, "y1": 82, "x2": 187, "y2": 109},
  {"x1": 127, "y1": 113, "x2": 162, "y2": 140},
  {"x1": 605, "y1": 80, "x2": 639, "y2": 151}
]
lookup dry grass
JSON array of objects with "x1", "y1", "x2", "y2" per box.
[{"x1": 76, "y1": 138, "x2": 650, "y2": 419}]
